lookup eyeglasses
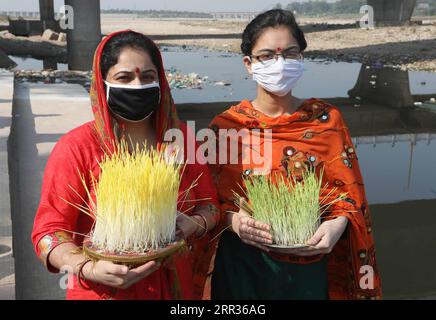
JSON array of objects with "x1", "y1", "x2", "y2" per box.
[{"x1": 250, "y1": 49, "x2": 303, "y2": 64}]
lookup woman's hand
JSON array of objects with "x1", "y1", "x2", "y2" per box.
[
  {"x1": 83, "y1": 260, "x2": 161, "y2": 290},
  {"x1": 231, "y1": 208, "x2": 273, "y2": 252},
  {"x1": 282, "y1": 216, "x2": 349, "y2": 256},
  {"x1": 176, "y1": 213, "x2": 203, "y2": 239}
]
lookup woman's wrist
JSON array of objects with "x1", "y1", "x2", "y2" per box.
[
  {"x1": 334, "y1": 215, "x2": 349, "y2": 227},
  {"x1": 193, "y1": 215, "x2": 208, "y2": 238},
  {"x1": 227, "y1": 212, "x2": 239, "y2": 234},
  {"x1": 192, "y1": 204, "x2": 219, "y2": 231},
  {"x1": 79, "y1": 258, "x2": 95, "y2": 282}
]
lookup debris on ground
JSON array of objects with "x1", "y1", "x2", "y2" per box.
[
  {"x1": 166, "y1": 67, "x2": 214, "y2": 89},
  {"x1": 14, "y1": 70, "x2": 92, "y2": 90},
  {"x1": 214, "y1": 80, "x2": 231, "y2": 86},
  {"x1": 14, "y1": 69, "x2": 233, "y2": 92}
]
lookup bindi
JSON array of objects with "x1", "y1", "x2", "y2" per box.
[
  {"x1": 135, "y1": 67, "x2": 140, "y2": 75},
  {"x1": 277, "y1": 47, "x2": 282, "y2": 52}
]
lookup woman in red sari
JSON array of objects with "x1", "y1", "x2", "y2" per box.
[
  {"x1": 31, "y1": 30, "x2": 220, "y2": 300},
  {"x1": 205, "y1": 10, "x2": 382, "y2": 300}
]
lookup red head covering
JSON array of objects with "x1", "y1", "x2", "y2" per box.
[{"x1": 89, "y1": 29, "x2": 180, "y2": 151}]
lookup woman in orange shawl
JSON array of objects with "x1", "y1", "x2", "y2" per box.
[
  {"x1": 31, "y1": 30, "x2": 219, "y2": 300},
  {"x1": 206, "y1": 10, "x2": 382, "y2": 300}
]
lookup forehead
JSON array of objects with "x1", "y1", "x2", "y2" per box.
[
  {"x1": 113, "y1": 47, "x2": 157, "y2": 71},
  {"x1": 252, "y1": 26, "x2": 299, "y2": 52}
]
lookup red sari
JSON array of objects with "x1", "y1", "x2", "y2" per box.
[{"x1": 31, "y1": 30, "x2": 219, "y2": 300}]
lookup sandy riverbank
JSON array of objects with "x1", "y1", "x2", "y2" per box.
[
  {"x1": 155, "y1": 25, "x2": 436, "y2": 72},
  {"x1": 1, "y1": 15, "x2": 435, "y2": 72},
  {"x1": 123, "y1": 18, "x2": 436, "y2": 72},
  {"x1": 100, "y1": 15, "x2": 436, "y2": 72}
]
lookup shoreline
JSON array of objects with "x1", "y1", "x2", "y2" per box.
[
  {"x1": 154, "y1": 23, "x2": 436, "y2": 73},
  {"x1": 156, "y1": 40, "x2": 436, "y2": 73},
  {"x1": 1, "y1": 18, "x2": 435, "y2": 73}
]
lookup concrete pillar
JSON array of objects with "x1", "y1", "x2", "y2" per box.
[
  {"x1": 65, "y1": 0, "x2": 101, "y2": 71},
  {"x1": 43, "y1": 59, "x2": 58, "y2": 70},
  {"x1": 39, "y1": 0, "x2": 54, "y2": 21},
  {"x1": 39, "y1": 0, "x2": 57, "y2": 30},
  {"x1": 0, "y1": 72, "x2": 15, "y2": 300},
  {"x1": 348, "y1": 65, "x2": 414, "y2": 108},
  {"x1": 367, "y1": 0, "x2": 417, "y2": 26}
]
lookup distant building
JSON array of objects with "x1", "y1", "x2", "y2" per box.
[{"x1": 210, "y1": 12, "x2": 259, "y2": 21}]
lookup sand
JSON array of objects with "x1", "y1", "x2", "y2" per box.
[
  {"x1": 100, "y1": 15, "x2": 436, "y2": 72},
  {"x1": 1, "y1": 15, "x2": 435, "y2": 72}
]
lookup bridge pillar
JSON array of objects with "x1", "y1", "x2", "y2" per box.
[
  {"x1": 348, "y1": 65, "x2": 414, "y2": 108},
  {"x1": 65, "y1": 0, "x2": 101, "y2": 71},
  {"x1": 367, "y1": 0, "x2": 417, "y2": 26},
  {"x1": 39, "y1": 0, "x2": 58, "y2": 31}
]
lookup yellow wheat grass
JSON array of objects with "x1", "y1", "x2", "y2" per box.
[
  {"x1": 235, "y1": 169, "x2": 347, "y2": 246},
  {"x1": 78, "y1": 141, "x2": 183, "y2": 254}
]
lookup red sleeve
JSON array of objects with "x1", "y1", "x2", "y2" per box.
[
  {"x1": 31, "y1": 134, "x2": 90, "y2": 272},
  {"x1": 191, "y1": 161, "x2": 220, "y2": 226},
  {"x1": 207, "y1": 116, "x2": 241, "y2": 221},
  {"x1": 179, "y1": 121, "x2": 220, "y2": 226}
]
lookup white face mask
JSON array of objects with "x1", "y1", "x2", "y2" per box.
[{"x1": 251, "y1": 56, "x2": 304, "y2": 97}]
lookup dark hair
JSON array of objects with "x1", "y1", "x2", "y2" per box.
[
  {"x1": 100, "y1": 31, "x2": 162, "y2": 79},
  {"x1": 241, "y1": 9, "x2": 307, "y2": 56}
]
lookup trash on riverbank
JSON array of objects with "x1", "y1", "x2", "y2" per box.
[
  {"x1": 14, "y1": 68, "x2": 233, "y2": 92},
  {"x1": 166, "y1": 68, "x2": 209, "y2": 89},
  {"x1": 14, "y1": 70, "x2": 91, "y2": 83},
  {"x1": 14, "y1": 70, "x2": 92, "y2": 91},
  {"x1": 214, "y1": 80, "x2": 231, "y2": 86}
]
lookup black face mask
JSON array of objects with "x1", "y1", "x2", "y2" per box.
[{"x1": 104, "y1": 81, "x2": 160, "y2": 121}]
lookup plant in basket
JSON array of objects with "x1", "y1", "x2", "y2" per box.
[
  {"x1": 234, "y1": 168, "x2": 347, "y2": 252},
  {"x1": 65, "y1": 141, "x2": 187, "y2": 267}
]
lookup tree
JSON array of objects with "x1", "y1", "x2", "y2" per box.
[
  {"x1": 333, "y1": 0, "x2": 366, "y2": 14},
  {"x1": 285, "y1": 0, "x2": 367, "y2": 15}
]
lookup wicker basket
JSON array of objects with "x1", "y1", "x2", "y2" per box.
[{"x1": 83, "y1": 238, "x2": 187, "y2": 268}]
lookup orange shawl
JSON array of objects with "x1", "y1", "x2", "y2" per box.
[{"x1": 204, "y1": 98, "x2": 382, "y2": 300}]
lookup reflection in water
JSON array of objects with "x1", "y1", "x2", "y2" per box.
[
  {"x1": 370, "y1": 198, "x2": 436, "y2": 299},
  {"x1": 357, "y1": 132, "x2": 436, "y2": 299},
  {"x1": 348, "y1": 64, "x2": 414, "y2": 108},
  {"x1": 353, "y1": 133, "x2": 436, "y2": 204},
  {"x1": 10, "y1": 56, "x2": 68, "y2": 71},
  {"x1": 42, "y1": 59, "x2": 59, "y2": 71},
  {"x1": 161, "y1": 48, "x2": 363, "y2": 103},
  {"x1": 345, "y1": 66, "x2": 436, "y2": 297}
]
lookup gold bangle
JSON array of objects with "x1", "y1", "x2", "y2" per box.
[
  {"x1": 77, "y1": 258, "x2": 92, "y2": 289},
  {"x1": 194, "y1": 214, "x2": 209, "y2": 240}
]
